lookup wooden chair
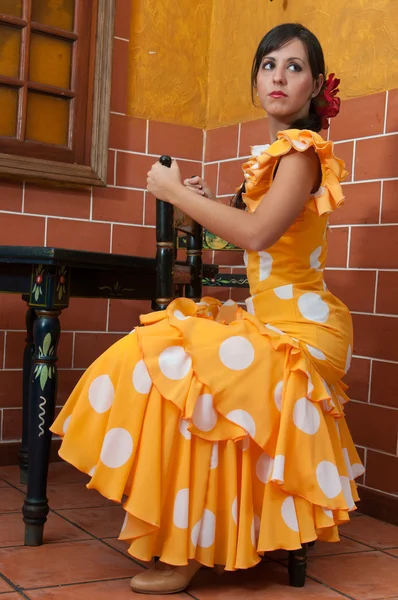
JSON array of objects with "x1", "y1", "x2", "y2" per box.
[{"x1": 154, "y1": 156, "x2": 311, "y2": 587}]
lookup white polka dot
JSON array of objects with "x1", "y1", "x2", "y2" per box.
[
  {"x1": 232, "y1": 497, "x2": 238, "y2": 524},
  {"x1": 243, "y1": 250, "x2": 248, "y2": 267},
  {"x1": 179, "y1": 419, "x2": 191, "y2": 440},
  {"x1": 196, "y1": 301, "x2": 209, "y2": 307},
  {"x1": 310, "y1": 246, "x2": 322, "y2": 270},
  {"x1": 265, "y1": 323, "x2": 284, "y2": 335},
  {"x1": 192, "y1": 509, "x2": 216, "y2": 548},
  {"x1": 219, "y1": 336, "x2": 255, "y2": 370},
  {"x1": 293, "y1": 397, "x2": 320, "y2": 435},
  {"x1": 292, "y1": 140, "x2": 308, "y2": 150},
  {"x1": 258, "y1": 251, "x2": 273, "y2": 281},
  {"x1": 210, "y1": 443, "x2": 218, "y2": 469},
  {"x1": 345, "y1": 345, "x2": 352, "y2": 373},
  {"x1": 322, "y1": 507, "x2": 333, "y2": 520},
  {"x1": 274, "y1": 284, "x2": 293, "y2": 299},
  {"x1": 322, "y1": 280, "x2": 327, "y2": 291},
  {"x1": 63, "y1": 415, "x2": 71, "y2": 434},
  {"x1": 281, "y1": 496, "x2": 299, "y2": 532},
  {"x1": 274, "y1": 381, "x2": 283, "y2": 411},
  {"x1": 251, "y1": 514, "x2": 261, "y2": 546},
  {"x1": 227, "y1": 409, "x2": 256, "y2": 438},
  {"x1": 251, "y1": 143, "x2": 270, "y2": 157},
  {"x1": 121, "y1": 512, "x2": 128, "y2": 533},
  {"x1": 271, "y1": 455, "x2": 285, "y2": 482},
  {"x1": 335, "y1": 419, "x2": 341, "y2": 440},
  {"x1": 88, "y1": 466, "x2": 96, "y2": 477},
  {"x1": 343, "y1": 448, "x2": 354, "y2": 480},
  {"x1": 174, "y1": 309, "x2": 190, "y2": 321},
  {"x1": 88, "y1": 375, "x2": 114, "y2": 414},
  {"x1": 307, "y1": 375, "x2": 314, "y2": 398},
  {"x1": 251, "y1": 162, "x2": 260, "y2": 170},
  {"x1": 340, "y1": 476, "x2": 355, "y2": 510},
  {"x1": 351, "y1": 463, "x2": 365, "y2": 478},
  {"x1": 173, "y1": 489, "x2": 190, "y2": 529},
  {"x1": 100, "y1": 428, "x2": 133, "y2": 469},
  {"x1": 192, "y1": 394, "x2": 217, "y2": 432},
  {"x1": 241, "y1": 437, "x2": 250, "y2": 451},
  {"x1": 159, "y1": 346, "x2": 192, "y2": 380},
  {"x1": 245, "y1": 296, "x2": 255, "y2": 314},
  {"x1": 132, "y1": 360, "x2": 152, "y2": 395},
  {"x1": 298, "y1": 293, "x2": 330, "y2": 323},
  {"x1": 256, "y1": 453, "x2": 274, "y2": 484},
  {"x1": 307, "y1": 344, "x2": 327, "y2": 361},
  {"x1": 223, "y1": 299, "x2": 235, "y2": 307},
  {"x1": 312, "y1": 185, "x2": 326, "y2": 198},
  {"x1": 316, "y1": 461, "x2": 342, "y2": 499}
]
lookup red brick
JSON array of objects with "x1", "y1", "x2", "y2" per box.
[
  {"x1": 108, "y1": 299, "x2": 152, "y2": 332},
  {"x1": 57, "y1": 369, "x2": 84, "y2": 406},
  {"x1": 352, "y1": 313, "x2": 398, "y2": 362},
  {"x1": 114, "y1": 0, "x2": 132, "y2": 39},
  {"x1": 365, "y1": 450, "x2": 398, "y2": 495},
  {"x1": 0, "y1": 181, "x2": 23, "y2": 212},
  {"x1": 349, "y1": 225, "x2": 398, "y2": 268},
  {"x1": 370, "y1": 360, "x2": 398, "y2": 408},
  {"x1": 218, "y1": 159, "x2": 245, "y2": 196},
  {"x1": 148, "y1": 122, "x2": 203, "y2": 162},
  {"x1": 24, "y1": 184, "x2": 91, "y2": 219},
  {"x1": 0, "y1": 294, "x2": 27, "y2": 330},
  {"x1": 344, "y1": 401, "x2": 398, "y2": 454},
  {"x1": 324, "y1": 269, "x2": 376, "y2": 313},
  {"x1": 109, "y1": 114, "x2": 146, "y2": 153},
  {"x1": 203, "y1": 163, "x2": 218, "y2": 199},
  {"x1": 355, "y1": 135, "x2": 398, "y2": 181},
  {"x1": 46, "y1": 219, "x2": 111, "y2": 253},
  {"x1": 111, "y1": 39, "x2": 129, "y2": 114},
  {"x1": 59, "y1": 298, "x2": 108, "y2": 332},
  {"x1": 385, "y1": 88, "x2": 398, "y2": 134},
  {"x1": 205, "y1": 125, "x2": 239, "y2": 162},
  {"x1": 0, "y1": 331, "x2": 3, "y2": 367},
  {"x1": 381, "y1": 180, "x2": 398, "y2": 223},
  {"x1": 0, "y1": 213, "x2": 45, "y2": 245},
  {"x1": 92, "y1": 186, "x2": 144, "y2": 224},
  {"x1": 376, "y1": 271, "x2": 398, "y2": 315},
  {"x1": 239, "y1": 118, "x2": 270, "y2": 157},
  {"x1": 116, "y1": 153, "x2": 154, "y2": 189},
  {"x1": 2, "y1": 408, "x2": 22, "y2": 441},
  {"x1": 73, "y1": 333, "x2": 124, "y2": 368},
  {"x1": 343, "y1": 357, "x2": 371, "y2": 403},
  {"x1": 330, "y1": 93, "x2": 385, "y2": 141},
  {"x1": 213, "y1": 249, "x2": 245, "y2": 267},
  {"x1": 326, "y1": 227, "x2": 348, "y2": 268},
  {"x1": 333, "y1": 141, "x2": 354, "y2": 182},
  {"x1": 331, "y1": 182, "x2": 381, "y2": 225},
  {"x1": 144, "y1": 191, "x2": 156, "y2": 226},
  {"x1": 201, "y1": 286, "x2": 230, "y2": 302},
  {"x1": 112, "y1": 224, "x2": 156, "y2": 258},
  {"x1": 5, "y1": 331, "x2": 73, "y2": 369},
  {"x1": 107, "y1": 150, "x2": 115, "y2": 187},
  {"x1": 0, "y1": 371, "x2": 22, "y2": 409}
]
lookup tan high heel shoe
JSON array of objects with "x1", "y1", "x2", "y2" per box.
[{"x1": 130, "y1": 559, "x2": 202, "y2": 595}]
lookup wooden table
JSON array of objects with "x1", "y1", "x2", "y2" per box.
[{"x1": 0, "y1": 246, "x2": 219, "y2": 546}]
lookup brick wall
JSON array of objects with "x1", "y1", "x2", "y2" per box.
[{"x1": 0, "y1": 2, "x2": 396, "y2": 504}]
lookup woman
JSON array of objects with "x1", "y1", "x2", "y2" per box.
[{"x1": 51, "y1": 23, "x2": 364, "y2": 595}]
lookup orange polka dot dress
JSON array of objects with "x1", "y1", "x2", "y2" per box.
[{"x1": 51, "y1": 129, "x2": 364, "y2": 570}]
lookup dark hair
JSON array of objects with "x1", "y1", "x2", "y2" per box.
[{"x1": 232, "y1": 23, "x2": 325, "y2": 209}]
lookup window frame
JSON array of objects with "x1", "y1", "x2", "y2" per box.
[{"x1": 0, "y1": 0, "x2": 115, "y2": 187}]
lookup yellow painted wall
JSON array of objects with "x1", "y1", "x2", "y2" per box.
[{"x1": 128, "y1": 0, "x2": 398, "y2": 129}]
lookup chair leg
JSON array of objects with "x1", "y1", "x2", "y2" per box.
[{"x1": 288, "y1": 544, "x2": 308, "y2": 587}]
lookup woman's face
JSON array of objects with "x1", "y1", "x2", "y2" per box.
[{"x1": 256, "y1": 38, "x2": 323, "y2": 123}]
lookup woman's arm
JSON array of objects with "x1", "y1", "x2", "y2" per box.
[{"x1": 147, "y1": 148, "x2": 319, "y2": 252}]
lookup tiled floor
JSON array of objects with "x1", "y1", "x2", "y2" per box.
[{"x1": 0, "y1": 463, "x2": 397, "y2": 600}]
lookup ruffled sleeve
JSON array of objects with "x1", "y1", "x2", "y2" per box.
[{"x1": 241, "y1": 129, "x2": 348, "y2": 216}]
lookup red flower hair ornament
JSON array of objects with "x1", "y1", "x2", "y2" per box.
[{"x1": 313, "y1": 73, "x2": 341, "y2": 130}]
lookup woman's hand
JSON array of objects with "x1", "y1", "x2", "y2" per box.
[
  {"x1": 147, "y1": 160, "x2": 183, "y2": 203},
  {"x1": 183, "y1": 176, "x2": 215, "y2": 200}
]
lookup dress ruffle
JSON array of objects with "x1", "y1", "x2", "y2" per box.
[
  {"x1": 51, "y1": 297, "x2": 364, "y2": 570},
  {"x1": 241, "y1": 129, "x2": 348, "y2": 216}
]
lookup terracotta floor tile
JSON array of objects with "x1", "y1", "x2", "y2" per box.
[
  {"x1": 0, "y1": 594, "x2": 21, "y2": 598},
  {"x1": 385, "y1": 547, "x2": 398, "y2": 557},
  {"x1": 0, "y1": 577, "x2": 14, "y2": 593},
  {"x1": 0, "y1": 487, "x2": 24, "y2": 513},
  {"x1": 57, "y1": 506, "x2": 125, "y2": 538},
  {"x1": 307, "y1": 551, "x2": 398, "y2": 600},
  {"x1": 0, "y1": 462, "x2": 89, "y2": 489},
  {"x1": 189, "y1": 561, "x2": 346, "y2": 599},
  {"x1": 105, "y1": 538, "x2": 154, "y2": 568},
  {"x1": 307, "y1": 537, "x2": 372, "y2": 557},
  {"x1": 0, "y1": 511, "x2": 91, "y2": 547},
  {"x1": 26, "y1": 578, "x2": 187, "y2": 599},
  {"x1": 0, "y1": 478, "x2": 10, "y2": 487},
  {"x1": 0, "y1": 539, "x2": 140, "y2": 589},
  {"x1": 46, "y1": 483, "x2": 115, "y2": 510},
  {"x1": 339, "y1": 515, "x2": 398, "y2": 549}
]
